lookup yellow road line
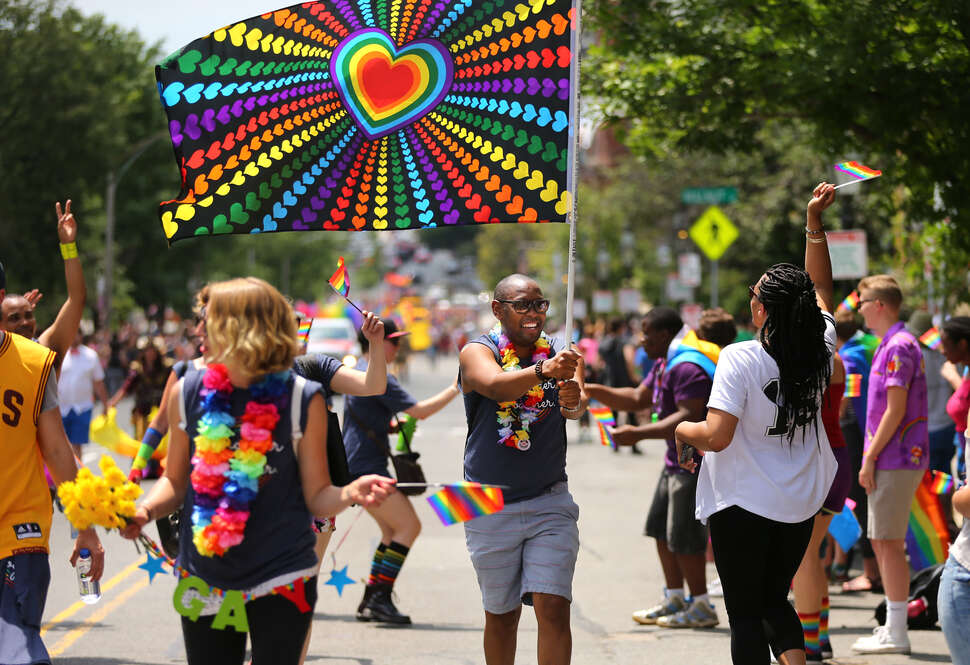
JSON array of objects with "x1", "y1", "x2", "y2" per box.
[
  {"x1": 46, "y1": 576, "x2": 150, "y2": 657},
  {"x1": 40, "y1": 558, "x2": 143, "y2": 637}
]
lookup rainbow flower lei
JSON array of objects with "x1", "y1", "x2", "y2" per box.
[
  {"x1": 489, "y1": 324, "x2": 552, "y2": 451},
  {"x1": 190, "y1": 364, "x2": 288, "y2": 557}
]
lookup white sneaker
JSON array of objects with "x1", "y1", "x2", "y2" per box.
[
  {"x1": 708, "y1": 577, "x2": 723, "y2": 597},
  {"x1": 851, "y1": 625, "x2": 911, "y2": 654},
  {"x1": 632, "y1": 594, "x2": 688, "y2": 625}
]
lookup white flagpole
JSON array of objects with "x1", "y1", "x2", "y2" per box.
[
  {"x1": 833, "y1": 174, "x2": 881, "y2": 190},
  {"x1": 562, "y1": 0, "x2": 583, "y2": 349}
]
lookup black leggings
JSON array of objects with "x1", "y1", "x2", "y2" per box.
[
  {"x1": 181, "y1": 576, "x2": 318, "y2": 665},
  {"x1": 709, "y1": 506, "x2": 813, "y2": 664}
]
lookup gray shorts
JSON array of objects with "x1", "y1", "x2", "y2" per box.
[
  {"x1": 868, "y1": 468, "x2": 924, "y2": 540},
  {"x1": 644, "y1": 468, "x2": 708, "y2": 555},
  {"x1": 0, "y1": 553, "x2": 51, "y2": 665},
  {"x1": 464, "y1": 482, "x2": 580, "y2": 614}
]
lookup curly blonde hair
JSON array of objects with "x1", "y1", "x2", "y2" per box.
[{"x1": 204, "y1": 278, "x2": 298, "y2": 375}]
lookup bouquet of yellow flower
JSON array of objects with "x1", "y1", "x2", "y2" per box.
[{"x1": 57, "y1": 456, "x2": 143, "y2": 530}]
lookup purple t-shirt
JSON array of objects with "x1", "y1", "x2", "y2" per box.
[
  {"x1": 644, "y1": 358, "x2": 713, "y2": 473},
  {"x1": 865, "y1": 321, "x2": 929, "y2": 470}
]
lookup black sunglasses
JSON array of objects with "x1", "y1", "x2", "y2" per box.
[
  {"x1": 497, "y1": 298, "x2": 550, "y2": 314},
  {"x1": 748, "y1": 285, "x2": 761, "y2": 301}
]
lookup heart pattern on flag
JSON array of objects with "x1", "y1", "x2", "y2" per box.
[{"x1": 330, "y1": 29, "x2": 453, "y2": 140}]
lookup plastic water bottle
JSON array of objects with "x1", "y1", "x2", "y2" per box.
[{"x1": 76, "y1": 548, "x2": 101, "y2": 604}]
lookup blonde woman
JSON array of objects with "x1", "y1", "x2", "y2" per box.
[{"x1": 122, "y1": 278, "x2": 394, "y2": 665}]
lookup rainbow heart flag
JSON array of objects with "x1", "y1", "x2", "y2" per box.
[
  {"x1": 837, "y1": 290, "x2": 860, "y2": 313},
  {"x1": 844, "y1": 374, "x2": 862, "y2": 398},
  {"x1": 919, "y1": 326, "x2": 942, "y2": 351},
  {"x1": 834, "y1": 161, "x2": 883, "y2": 183},
  {"x1": 426, "y1": 482, "x2": 505, "y2": 526},
  {"x1": 905, "y1": 469, "x2": 953, "y2": 570},
  {"x1": 328, "y1": 256, "x2": 350, "y2": 297},
  {"x1": 154, "y1": 0, "x2": 578, "y2": 243},
  {"x1": 588, "y1": 405, "x2": 616, "y2": 450}
]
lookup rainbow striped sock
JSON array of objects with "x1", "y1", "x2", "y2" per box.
[
  {"x1": 799, "y1": 610, "x2": 821, "y2": 657},
  {"x1": 376, "y1": 541, "x2": 410, "y2": 587},
  {"x1": 367, "y1": 543, "x2": 387, "y2": 586},
  {"x1": 819, "y1": 596, "x2": 831, "y2": 653}
]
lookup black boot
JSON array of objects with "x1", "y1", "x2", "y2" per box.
[
  {"x1": 363, "y1": 584, "x2": 411, "y2": 625},
  {"x1": 356, "y1": 585, "x2": 380, "y2": 621}
]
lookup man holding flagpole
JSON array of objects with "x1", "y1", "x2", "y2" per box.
[{"x1": 459, "y1": 273, "x2": 586, "y2": 665}]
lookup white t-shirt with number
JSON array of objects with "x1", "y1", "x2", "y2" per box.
[{"x1": 695, "y1": 313, "x2": 838, "y2": 524}]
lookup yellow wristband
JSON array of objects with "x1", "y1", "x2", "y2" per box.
[{"x1": 59, "y1": 242, "x2": 78, "y2": 260}]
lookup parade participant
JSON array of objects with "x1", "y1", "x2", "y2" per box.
[
  {"x1": 1, "y1": 200, "x2": 86, "y2": 374},
  {"x1": 675, "y1": 183, "x2": 838, "y2": 665},
  {"x1": 344, "y1": 318, "x2": 461, "y2": 625},
  {"x1": 108, "y1": 335, "x2": 172, "y2": 441},
  {"x1": 0, "y1": 260, "x2": 104, "y2": 665},
  {"x1": 909, "y1": 311, "x2": 955, "y2": 474},
  {"x1": 792, "y1": 353, "x2": 850, "y2": 662},
  {"x1": 458, "y1": 274, "x2": 586, "y2": 665},
  {"x1": 938, "y1": 441, "x2": 970, "y2": 665},
  {"x1": 585, "y1": 307, "x2": 717, "y2": 629},
  {"x1": 941, "y1": 316, "x2": 970, "y2": 479},
  {"x1": 599, "y1": 318, "x2": 641, "y2": 452},
  {"x1": 850, "y1": 274, "x2": 928, "y2": 656},
  {"x1": 58, "y1": 332, "x2": 109, "y2": 459},
  {"x1": 120, "y1": 277, "x2": 394, "y2": 665}
]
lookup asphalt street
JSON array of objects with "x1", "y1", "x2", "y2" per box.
[{"x1": 41, "y1": 355, "x2": 953, "y2": 664}]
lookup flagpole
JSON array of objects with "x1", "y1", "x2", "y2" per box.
[
  {"x1": 562, "y1": 0, "x2": 583, "y2": 349},
  {"x1": 833, "y1": 174, "x2": 881, "y2": 190}
]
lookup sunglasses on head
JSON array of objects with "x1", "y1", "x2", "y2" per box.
[{"x1": 497, "y1": 298, "x2": 550, "y2": 314}]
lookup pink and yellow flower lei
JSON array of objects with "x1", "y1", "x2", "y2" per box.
[
  {"x1": 190, "y1": 364, "x2": 287, "y2": 557},
  {"x1": 489, "y1": 325, "x2": 552, "y2": 451}
]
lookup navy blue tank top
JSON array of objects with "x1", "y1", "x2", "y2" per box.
[
  {"x1": 461, "y1": 334, "x2": 568, "y2": 503},
  {"x1": 177, "y1": 369, "x2": 319, "y2": 590}
]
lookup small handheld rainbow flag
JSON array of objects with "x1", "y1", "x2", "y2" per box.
[
  {"x1": 328, "y1": 256, "x2": 350, "y2": 297},
  {"x1": 426, "y1": 482, "x2": 505, "y2": 526},
  {"x1": 837, "y1": 290, "x2": 861, "y2": 313},
  {"x1": 905, "y1": 469, "x2": 953, "y2": 570},
  {"x1": 833, "y1": 161, "x2": 883, "y2": 189},
  {"x1": 919, "y1": 326, "x2": 942, "y2": 351},
  {"x1": 588, "y1": 405, "x2": 617, "y2": 450},
  {"x1": 297, "y1": 318, "x2": 312, "y2": 346},
  {"x1": 844, "y1": 374, "x2": 863, "y2": 398}
]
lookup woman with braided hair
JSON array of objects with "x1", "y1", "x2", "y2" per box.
[{"x1": 675, "y1": 183, "x2": 839, "y2": 665}]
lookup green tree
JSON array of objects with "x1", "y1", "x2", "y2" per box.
[{"x1": 585, "y1": 0, "x2": 970, "y2": 252}]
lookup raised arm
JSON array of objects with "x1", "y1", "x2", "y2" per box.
[
  {"x1": 38, "y1": 200, "x2": 86, "y2": 368},
  {"x1": 459, "y1": 342, "x2": 579, "y2": 403},
  {"x1": 805, "y1": 183, "x2": 836, "y2": 313},
  {"x1": 404, "y1": 380, "x2": 461, "y2": 420},
  {"x1": 329, "y1": 312, "x2": 387, "y2": 396}
]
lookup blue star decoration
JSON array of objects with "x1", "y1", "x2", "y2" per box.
[
  {"x1": 139, "y1": 552, "x2": 168, "y2": 584},
  {"x1": 324, "y1": 565, "x2": 356, "y2": 596}
]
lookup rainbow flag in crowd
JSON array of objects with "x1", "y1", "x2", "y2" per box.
[
  {"x1": 844, "y1": 374, "x2": 863, "y2": 398},
  {"x1": 588, "y1": 405, "x2": 617, "y2": 450},
  {"x1": 297, "y1": 318, "x2": 312, "y2": 345},
  {"x1": 328, "y1": 256, "x2": 350, "y2": 298},
  {"x1": 919, "y1": 326, "x2": 942, "y2": 351},
  {"x1": 905, "y1": 469, "x2": 953, "y2": 570},
  {"x1": 426, "y1": 482, "x2": 505, "y2": 526},
  {"x1": 837, "y1": 290, "x2": 861, "y2": 313},
  {"x1": 835, "y1": 161, "x2": 883, "y2": 183},
  {"x1": 667, "y1": 329, "x2": 720, "y2": 379}
]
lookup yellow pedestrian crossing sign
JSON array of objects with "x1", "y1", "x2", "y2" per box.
[{"x1": 689, "y1": 206, "x2": 738, "y2": 261}]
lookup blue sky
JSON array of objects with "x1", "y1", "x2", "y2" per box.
[{"x1": 74, "y1": 1, "x2": 278, "y2": 54}]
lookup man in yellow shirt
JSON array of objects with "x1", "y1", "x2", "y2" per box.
[{"x1": 0, "y1": 260, "x2": 104, "y2": 665}]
